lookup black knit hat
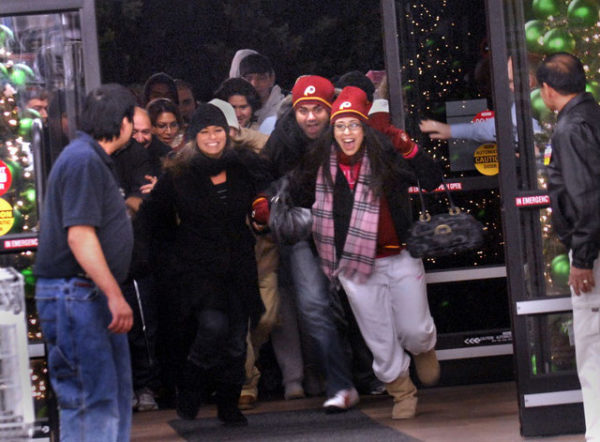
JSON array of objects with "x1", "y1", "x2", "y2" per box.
[
  {"x1": 186, "y1": 103, "x2": 229, "y2": 140},
  {"x1": 336, "y1": 70, "x2": 375, "y2": 103}
]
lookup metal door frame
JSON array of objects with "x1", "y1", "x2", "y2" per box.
[
  {"x1": 485, "y1": 0, "x2": 584, "y2": 436},
  {"x1": 0, "y1": 0, "x2": 101, "y2": 93}
]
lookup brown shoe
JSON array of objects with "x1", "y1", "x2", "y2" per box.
[
  {"x1": 238, "y1": 394, "x2": 256, "y2": 410},
  {"x1": 413, "y1": 349, "x2": 440, "y2": 386}
]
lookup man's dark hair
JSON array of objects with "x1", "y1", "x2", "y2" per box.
[
  {"x1": 20, "y1": 86, "x2": 49, "y2": 105},
  {"x1": 79, "y1": 84, "x2": 136, "y2": 141},
  {"x1": 239, "y1": 54, "x2": 274, "y2": 77},
  {"x1": 214, "y1": 77, "x2": 262, "y2": 113},
  {"x1": 536, "y1": 52, "x2": 586, "y2": 95},
  {"x1": 143, "y1": 72, "x2": 179, "y2": 105},
  {"x1": 336, "y1": 71, "x2": 375, "y2": 102}
]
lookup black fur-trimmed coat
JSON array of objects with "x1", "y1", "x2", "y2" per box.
[{"x1": 137, "y1": 145, "x2": 271, "y2": 326}]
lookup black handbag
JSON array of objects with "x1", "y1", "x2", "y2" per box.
[
  {"x1": 268, "y1": 176, "x2": 313, "y2": 245},
  {"x1": 406, "y1": 180, "x2": 484, "y2": 258}
]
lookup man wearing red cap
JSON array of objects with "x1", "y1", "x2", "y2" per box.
[{"x1": 260, "y1": 76, "x2": 359, "y2": 412}]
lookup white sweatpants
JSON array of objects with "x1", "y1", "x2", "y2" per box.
[
  {"x1": 339, "y1": 250, "x2": 436, "y2": 383},
  {"x1": 571, "y1": 253, "x2": 600, "y2": 441}
]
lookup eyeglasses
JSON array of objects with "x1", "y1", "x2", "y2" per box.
[
  {"x1": 333, "y1": 122, "x2": 362, "y2": 132},
  {"x1": 155, "y1": 122, "x2": 179, "y2": 131}
]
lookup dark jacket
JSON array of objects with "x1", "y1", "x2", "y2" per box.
[
  {"x1": 288, "y1": 135, "x2": 443, "y2": 246},
  {"x1": 547, "y1": 92, "x2": 600, "y2": 269},
  {"x1": 112, "y1": 140, "x2": 152, "y2": 199},
  {"x1": 138, "y1": 146, "x2": 271, "y2": 325},
  {"x1": 146, "y1": 136, "x2": 172, "y2": 178}
]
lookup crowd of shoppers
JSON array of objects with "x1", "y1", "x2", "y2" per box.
[{"x1": 34, "y1": 49, "x2": 453, "y2": 441}]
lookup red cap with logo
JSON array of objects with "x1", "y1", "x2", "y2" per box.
[
  {"x1": 292, "y1": 75, "x2": 335, "y2": 109},
  {"x1": 330, "y1": 86, "x2": 370, "y2": 123}
]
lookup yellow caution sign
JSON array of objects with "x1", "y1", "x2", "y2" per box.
[
  {"x1": 0, "y1": 198, "x2": 15, "y2": 236},
  {"x1": 474, "y1": 143, "x2": 499, "y2": 176}
]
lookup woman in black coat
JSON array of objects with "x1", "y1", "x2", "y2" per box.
[{"x1": 139, "y1": 103, "x2": 269, "y2": 425}]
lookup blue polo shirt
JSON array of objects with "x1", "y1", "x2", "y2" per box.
[{"x1": 35, "y1": 131, "x2": 133, "y2": 283}]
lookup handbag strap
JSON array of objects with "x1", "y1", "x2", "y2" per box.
[{"x1": 415, "y1": 177, "x2": 461, "y2": 221}]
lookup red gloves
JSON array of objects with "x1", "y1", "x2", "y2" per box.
[
  {"x1": 368, "y1": 111, "x2": 418, "y2": 158},
  {"x1": 251, "y1": 197, "x2": 270, "y2": 225}
]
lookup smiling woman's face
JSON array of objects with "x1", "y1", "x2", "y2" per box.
[
  {"x1": 196, "y1": 125, "x2": 227, "y2": 158},
  {"x1": 333, "y1": 117, "x2": 364, "y2": 156}
]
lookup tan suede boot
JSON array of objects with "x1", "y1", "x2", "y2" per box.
[
  {"x1": 413, "y1": 349, "x2": 440, "y2": 387},
  {"x1": 385, "y1": 375, "x2": 418, "y2": 419}
]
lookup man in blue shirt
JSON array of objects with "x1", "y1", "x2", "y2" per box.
[
  {"x1": 419, "y1": 57, "x2": 542, "y2": 143},
  {"x1": 34, "y1": 84, "x2": 136, "y2": 442}
]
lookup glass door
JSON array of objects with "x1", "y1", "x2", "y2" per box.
[
  {"x1": 0, "y1": 1, "x2": 100, "y2": 439},
  {"x1": 383, "y1": 0, "x2": 513, "y2": 385},
  {"x1": 485, "y1": 0, "x2": 586, "y2": 436}
]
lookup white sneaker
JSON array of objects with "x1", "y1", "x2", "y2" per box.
[
  {"x1": 322, "y1": 388, "x2": 359, "y2": 413},
  {"x1": 136, "y1": 387, "x2": 159, "y2": 411}
]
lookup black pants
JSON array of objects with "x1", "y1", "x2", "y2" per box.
[
  {"x1": 122, "y1": 274, "x2": 160, "y2": 392},
  {"x1": 173, "y1": 284, "x2": 248, "y2": 393}
]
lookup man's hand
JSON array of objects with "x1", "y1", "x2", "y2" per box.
[
  {"x1": 107, "y1": 294, "x2": 134, "y2": 333},
  {"x1": 419, "y1": 119, "x2": 452, "y2": 140},
  {"x1": 569, "y1": 265, "x2": 595, "y2": 295},
  {"x1": 68, "y1": 225, "x2": 134, "y2": 332}
]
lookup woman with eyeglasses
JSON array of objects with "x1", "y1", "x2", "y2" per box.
[
  {"x1": 147, "y1": 98, "x2": 184, "y2": 149},
  {"x1": 280, "y1": 86, "x2": 443, "y2": 420}
]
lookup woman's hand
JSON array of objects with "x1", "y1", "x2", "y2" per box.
[{"x1": 140, "y1": 175, "x2": 158, "y2": 194}]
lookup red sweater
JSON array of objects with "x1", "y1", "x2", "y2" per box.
[{"x1": 338, "y1": 152, "x2": 402, "y2": 258}]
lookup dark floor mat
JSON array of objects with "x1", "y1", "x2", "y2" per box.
[{"x1": 170, "y1": 407, "x2": 420, "y2": 442}]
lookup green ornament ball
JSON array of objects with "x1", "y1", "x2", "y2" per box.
[
  {"x1": 18, "y1": 188, "x2": 36, "y2": 214},
  {"x1": 543, "y1": 28, "x2": 576, "y2": 54},
  {"x1": 525, "y1": 20, "x2": 546, "y2": 52},
  {"x1": 586, "y1": 80, "x2": 600, "y2": 101},
  {"x1": 568, "y1": 0, "x2": 599, "y2": 27},
  {"x1": 9, "y1": 69, "x2": 27, "y2": 87},
  {"x1": 550, "y1": 253, "x2": 570, "y2": 286},
  {"x1": 532, "y1": 0, "x2": 565, "y2": 19},
  {"x1": 9, "y1": 208, "x2": 23, "y2": 234},
  {"x1": 0, "y1": 63, "x2": 8, "y2": 79},
  {"x1": 5, "y1": 160, "x2": 22, "y2": 183},
  {"x1": 18, "y1": 118, "x2": 33, "y2": 137},
  {"x1": 0, "y1": 24, "x2": 14, "y2": 46},
  {"x1": 21, "y1": 266, "x2": 36, "y2": 288},
  {"x1": 530, "y1": 88, "x2": 553, "y2": 121},
  {"x1": 22, "y1": 187, "x2": 36, "y2": 204},
  {"x1": 424, "y1": 38, "x2": 436, "y2": 48}
]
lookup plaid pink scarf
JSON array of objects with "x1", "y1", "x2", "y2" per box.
[{"x1": 312, "y1": 146, "x2": 380, "y2": 283}]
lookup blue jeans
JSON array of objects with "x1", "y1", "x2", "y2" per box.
[
  {"x1": 36, "y1": 277, "x2": 132, "y2": 442},
  {"x1": 280, "y1": 241, "x2": 353, "y2": 397}
]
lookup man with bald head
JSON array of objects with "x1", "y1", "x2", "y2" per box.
[
  {"x1": 132, "y1": 107, "x2": 171, "y2": 180},
  {"x1": 539, "y1": 52, "x2": 600, "y2": 440}
]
